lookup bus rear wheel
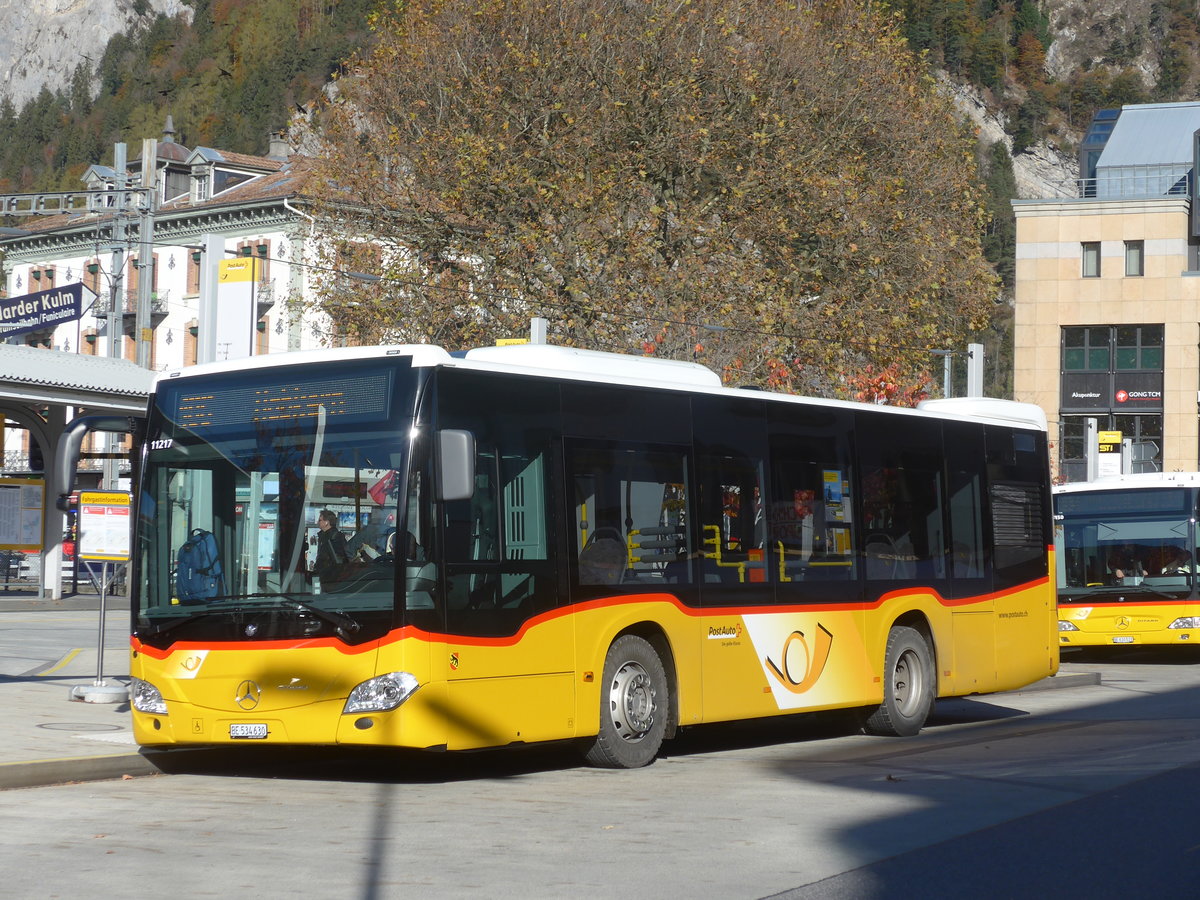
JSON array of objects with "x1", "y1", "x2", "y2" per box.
[
  {"x1": 583, "y1": 635, "x2": 669, "y2": 768},
  {"x1": 864, "y1": 625, "x2": 934, "y2": 737}
]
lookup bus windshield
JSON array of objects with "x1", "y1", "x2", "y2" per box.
[
  {"x1": 1056, "y1": 487, "x2": 1196, "y2": 600},
  {"x1": 133, "y1": 358, "x2": 423, "y2": 645}
]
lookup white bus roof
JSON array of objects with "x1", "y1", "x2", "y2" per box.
[
  {"x1": 917, "y1": 397, "x2": 1047, "y2": 431},
  {"x1": 158, "y1": 343, "x2": 1045, "y2": 430},
  {"x1": 460, "y1": 343, "x2": 722, "y2": 389},
  {"x1": 1054, "y1": 472, "x2": 1200, "y2": 494}
]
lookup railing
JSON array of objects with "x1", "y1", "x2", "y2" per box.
[
  {"x1": 92, "y1": 289, "x2": 170, "y2": 317},
  {"x1": 1031, "y1": 166, "x2": 1193, "y2": 201}
]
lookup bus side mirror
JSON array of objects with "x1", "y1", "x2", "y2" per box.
[{"x1": 437, "y1": 429, "x2": 475, "y2": 501}]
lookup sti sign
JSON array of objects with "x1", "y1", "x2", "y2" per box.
[{"x1": 0, "y1": 282, "x2": 92, "y2": 339}]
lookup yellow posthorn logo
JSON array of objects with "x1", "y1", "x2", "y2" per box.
[{"x1": 764, "y1": 624, "x2": 833, "y2": 694}]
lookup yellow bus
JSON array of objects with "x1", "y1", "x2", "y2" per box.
[
  {"x1": 1055, "y1": 473, "x2": 1200, "y2": 647},
  {"x1": 123, "y1": 343, "x2": 1057, "y2": 767}
]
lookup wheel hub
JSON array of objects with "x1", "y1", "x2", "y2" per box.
[{"x1": 610, "y1": 660, "x2": 656, "y2": 740}]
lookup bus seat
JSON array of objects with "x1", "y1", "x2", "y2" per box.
[{"x1": 579, "y1": 529, "x2": 626, "y2": 585}]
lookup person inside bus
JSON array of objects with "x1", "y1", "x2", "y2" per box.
[
  {"x1": 1107, "y1": 546, "x2": 1144, "y2": 584},
  {"x1": 314, "y1": 509, "x2": 350, "y2": 581},
  {"x1": 348, "y1": 508, "x2": 390, "y2": 560},
  {"x1": 1161, "y1": 547, "x2": 1193, "y2": 575}
]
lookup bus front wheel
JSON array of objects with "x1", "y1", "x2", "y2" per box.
[
  {"x1": 864, "y1": 625, "x2": 934, "y2": 737},
  {"x1": 584, "y1": 635, "x2": 669, "y2": 768}
]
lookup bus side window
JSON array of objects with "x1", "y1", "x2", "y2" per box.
[
  {"x1": 569, "y1": 444, "x2": 692, "y2": 591},
  {"x1": 944, "y1": 421, "x2": 988, "y2": 588},
  {"x1": 856, "y1": 413, "x2": 947, "y2": 585},
  {"x1": 986, "y1": 426, "x2": 1050, "y2": 591},
  {"x1": 696, "y1": 453, "x2": 767, "y2": 586},
  {"x1": 437, "y1": 370, "x2": 559, "y2": 636},
  {"x1": 767, "y1": 405, "x2": 858, "y2": 592}
]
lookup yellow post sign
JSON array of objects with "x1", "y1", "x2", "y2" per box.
[{"x1": 1097, "y1": 430, "x2": 1122, "y2": 478}]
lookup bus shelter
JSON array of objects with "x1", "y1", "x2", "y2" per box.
[{"x1": 0, "y1": 344, "x2": 152, "y2": 599}]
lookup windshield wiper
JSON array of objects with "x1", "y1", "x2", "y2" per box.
[
  {"x1": 1065, "y1": 584, "x2": 1188, "y2": 601},
  {"x1": 140, "y1": 594, "x2": 361, "y2": 639},
  {"x1": 278, "y1": 597, "x2": 361, "y2": 636},
  {"x1": 237, "y1": 592, "x2": 362, "y2": 636},
  {"x1": 140, "y1": 605, "x2": 236, "y2": 639}
]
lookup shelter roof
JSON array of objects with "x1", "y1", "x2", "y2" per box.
[{"x1": 0, "y1": 345, "x2": 153, "y2": 413}]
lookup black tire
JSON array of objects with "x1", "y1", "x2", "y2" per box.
[
  {"x1": 583, "y1": 635, "x2": 669, "y2": 768},
  {"x1": 863, "y1": 625, "x2": 934, "y2": 737}
]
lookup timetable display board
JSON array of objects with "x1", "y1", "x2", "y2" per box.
[
  {"x1": 0, "y1": 478, "x2": 44, "y2": 551},
  {"x1": 78, "y1": 491, "x2": 132, "y2": 562}
]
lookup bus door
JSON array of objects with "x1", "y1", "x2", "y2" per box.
[
  {"x1": 436, "y1": 373, "x2": 571, "y2": 749},
  {"x1": 566, "y1": 439, "x2": 702, "y2": 724},
  {"x1": 945, "y1": 422, "x2": 996, "y2": 693}
]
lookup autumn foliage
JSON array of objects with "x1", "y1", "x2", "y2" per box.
[
  {"x1": 845, "y1": 364, "x2": 931, "y2": 408},
  {"x1": 303, "y1": 0, "x2": 998, "y2": 397}
]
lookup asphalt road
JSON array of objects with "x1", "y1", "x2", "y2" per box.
[{"x1": 1, "y1": 645, "x2": 1198, "y2": 899}]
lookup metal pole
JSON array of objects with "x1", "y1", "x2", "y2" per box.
[
  {"x1": 134, "y1": 138, "x2": 157, "y2": 369},
  {"x1": 1085, "y1": 417, "x2": 1099, "y2": 483},
  {"x1": 105, "y1": 144, "x2": 128, "y2": 490},
  {"x1": 967, "y1": 342, "x2": 985, "y2": 397},
  {"x1": 197, "y1": 234, "x2": 223, "y2": 364},
  {"x1": 94, "y1": 561, "x2": 108, "y2": 687},
  {"x1": 530, "y1": 317, "x2": 548, "y2": 344}
]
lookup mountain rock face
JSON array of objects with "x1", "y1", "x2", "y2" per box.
[
  {"x1": 0, "y1": 0, "x2": 185, "y2": 106},
  {"x1": 943, "y1": 76, "x2": 1078, "y2": 199},
  {"x1": 1044, "y1": 0, "x2": 1157, "y2": 83},
  {"x1": 0, "y1": 0, "x2": 1134, "y2": 199}
]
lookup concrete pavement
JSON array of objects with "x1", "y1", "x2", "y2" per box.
[
  {"x1": 0, "y1": 588, "x2": 166, "y2": 790},
  {"x1": 0, "y1": 587, "x2": 1099, "y2": 791}
]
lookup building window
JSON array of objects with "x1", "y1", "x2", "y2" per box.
[
  {"x1": 1115, "y1": 325, "x2": 1163, "y2": 370},
  {"x1": 1062, "y1": 326, "x2": 1111, "y2": 371},
  {"x1": 1124, "y1": 240, "x2": 1144, "y2": 276},
  {"x1": 1082, "y1": 242, "x2": 1101, "y2": 278}
]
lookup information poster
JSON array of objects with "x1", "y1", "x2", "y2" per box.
[
  {"x1": 0, "y1": 478, "x2": 44, "y2": 551},
  {"x1": 78, "y1": 491, "x2": 131, "y2": 562}
]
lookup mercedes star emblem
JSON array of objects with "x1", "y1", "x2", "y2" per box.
[{"x1": 235, "y1": 680, "x2": 262, "y2": 710}]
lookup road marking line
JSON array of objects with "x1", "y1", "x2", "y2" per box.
[{"x1": 37, "y1": 648, "x2": 83, "y2": 676}]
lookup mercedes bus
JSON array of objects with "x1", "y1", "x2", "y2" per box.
[
  {"x1": 1055, "y1": 473, "x2": 1200, "y2": 647},
  {"x1": 120, "y1": 343, "x2": 1057, "y2": 767}
]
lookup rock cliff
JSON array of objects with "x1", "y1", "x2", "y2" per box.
[{"x1": 0, "y1": 0, "x2": 185, "y2": 106}]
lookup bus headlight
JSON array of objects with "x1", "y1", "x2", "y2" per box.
[
  {"x1": 1058, "y1": 621, "x2": 1079, "y2": 632},
  {"x1": 343, "y1": 672, "x2": 420, "y2": 714},
  {"x1": 130, "y1": 677, "x2": 168, "y2": 715},
  {"x1": 1168, "y1": 618, "x2": 1200, "y2": 629}
]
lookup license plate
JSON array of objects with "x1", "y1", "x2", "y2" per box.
[
  {"x1": 230, "y1": 723, "x2": 268, "y2": 739},
  {"x1": 1112, "y1": 636, "x2": 1135, "y2": 644}
]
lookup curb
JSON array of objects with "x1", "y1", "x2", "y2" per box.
[
  {"x1": 0, "y1": 746, "x2": 235, "y2": 791},
  {"x1": 0, "y1": 751, "x2": 160, "y2": 790}
]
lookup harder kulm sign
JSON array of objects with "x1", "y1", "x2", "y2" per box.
[{"x1": 0, "y1": 282, "x2": 92, "y2": 339}]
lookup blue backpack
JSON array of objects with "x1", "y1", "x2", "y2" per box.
[{"x1": 176, "y1": 529, "x2": 223, "y2": 602}]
